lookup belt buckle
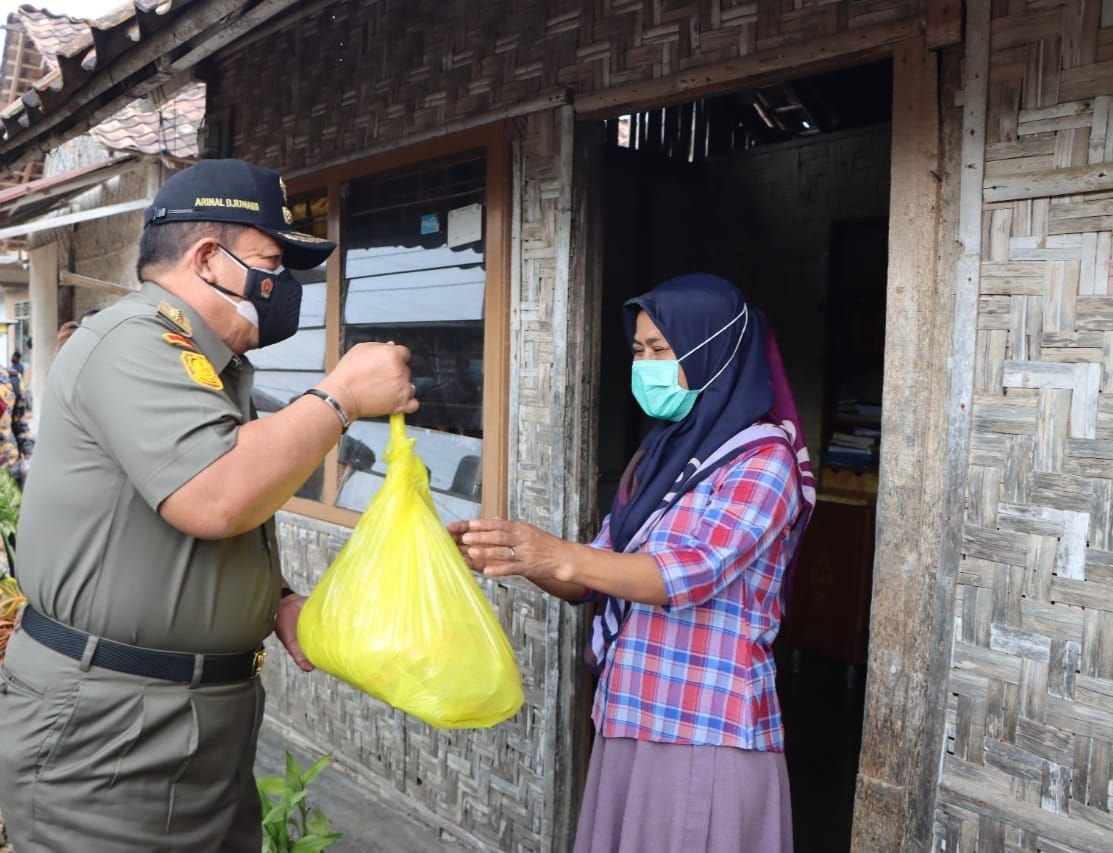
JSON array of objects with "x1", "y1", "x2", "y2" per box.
[{"x1": 251, "y1": 647, "x2": 266, "y2": 679}]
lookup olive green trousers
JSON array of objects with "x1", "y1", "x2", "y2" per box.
[{"x1": 0, "y1": 626, "x2": 265, "y2": 852}]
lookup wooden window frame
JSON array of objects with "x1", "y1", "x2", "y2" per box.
[{"x1": 281, "y1": 122, "x2": 511, "y2": 528}]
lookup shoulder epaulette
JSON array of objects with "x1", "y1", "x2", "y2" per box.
[{"x1": 156, "y1": 301, "x2": 193, "y2": 338}]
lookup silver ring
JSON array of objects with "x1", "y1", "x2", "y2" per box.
[
  {"x1": 509, "y1": 546, "x2": 517, "y2": 561},
  {"x1": 410, "y1": 383, "x2": 417, "y2": 397}
]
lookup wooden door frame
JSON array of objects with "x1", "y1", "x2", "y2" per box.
[
  {"x1": 572, "y1": 24, "x2": 963, "y2": 852},
  {"x1": 851, "y1": 35, "x2": 959, "y2": 851}
]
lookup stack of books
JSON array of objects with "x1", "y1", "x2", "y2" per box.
[{"x1": 824, "y1": 426, "x2": 880, "y2": 469}]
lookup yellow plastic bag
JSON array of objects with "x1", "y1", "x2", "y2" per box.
[{"x1": 297, "y1": 413, "x2": 524, "y2": 729}]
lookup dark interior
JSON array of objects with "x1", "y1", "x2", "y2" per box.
[{"x1": 593, "y1": 58, "x2": 893, "y2": 853}]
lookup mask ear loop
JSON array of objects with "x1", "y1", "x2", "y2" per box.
[
  {"x1": 218, "y1": 244, "x2": 288, "y2": 278},
  {"x1": 675, "y1": 305, "x2": 749, "y2": 393}
]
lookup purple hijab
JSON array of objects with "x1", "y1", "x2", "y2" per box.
[{"x1": 590, "y1": 273, "x2": 815, "y2": 671}]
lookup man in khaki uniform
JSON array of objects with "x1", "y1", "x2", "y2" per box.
[{"x1": 0, "y1": 159, "x2": 420, "y2": 852}]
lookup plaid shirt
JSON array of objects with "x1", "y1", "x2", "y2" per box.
[{"x1": 589, "y1": 438, "x2": 801, "y2": 751}]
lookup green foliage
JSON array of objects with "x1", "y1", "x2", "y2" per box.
[
  {"x1": 258, "y1": 751, "x2": 342, "y2": 853},
  {"x1": 0, "y1": 468, "x2": 19, "y2": 574}
]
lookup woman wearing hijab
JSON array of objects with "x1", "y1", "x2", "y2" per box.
[{"x1": 450, "y1": 272, "x2": 815, "y2": 852}]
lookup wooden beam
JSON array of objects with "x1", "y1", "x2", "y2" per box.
[
  {"x1": 574, "y1": 19, "x2": 920, "y2": 119},
  {"x1": 190, "y1": 0, "x2": 339, "y2": 62},
  {"x1": 851, "y1": 33, "x2": 949, "y2": 851},
  {"x1": 29, "y1": 242, "x2": 58, "y2": 407},
  {"x1": 481, "y1": 120, "x2": 512, "y2": 522},
  {"x1": 6, "y1": 29, "x2": 26, "y2": 106},
  {"x1": 984, "y1": 162, "x2": 1113, "y2": 202},
  {"x1": 926, "y1": 0, "x2": 963, "y2": 50},
  {"x1": 58, "y1": 270, "x2": 138, "y2": 295},
  {"x1": 315, "y1": 181, "x2": 342, "y2": 509},
  {"x1": 164, "y1": 0, "x2": 326, "y2": 76}
]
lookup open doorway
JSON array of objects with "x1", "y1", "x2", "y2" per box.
[{"x1": 591, "y1": 59, "x2": 893, "y2": 853}]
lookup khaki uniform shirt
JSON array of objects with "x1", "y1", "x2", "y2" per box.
[{"x1": 17, "y1": 282, "x2": 280, "y2": 654}]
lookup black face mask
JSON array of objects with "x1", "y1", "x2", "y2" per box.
[{"x1": 208, "y1": 244, "x2": 303, "y2": 348}]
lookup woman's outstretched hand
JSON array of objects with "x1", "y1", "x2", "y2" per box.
[
  {"x1": 449, "y1": 518, "x2": 572, "y2": 584},
  {"x1": 447, "y1": 520, "x2": 485, "y2": 572},
  {"x1": 448, "y1": 517, "x2": 663, "y2": 605}
]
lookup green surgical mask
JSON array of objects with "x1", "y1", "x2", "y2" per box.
[
  {"x1": 629, "y1": 306, "x2": 749, "y2": 422},
  {"x1": 630, "y1": 360, "x2": 699, "y2": 421}
]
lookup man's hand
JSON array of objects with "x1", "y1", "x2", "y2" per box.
[
  {"x1": 274, "y1": 594, "x2": 314, "y2": 672},
  {"x1": 318, "y1": 341, "x2": 419, "y2": 422}
]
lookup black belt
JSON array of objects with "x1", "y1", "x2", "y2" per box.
[{"x1": 19, "y1": 605, "x2": 265, "y2": 684}]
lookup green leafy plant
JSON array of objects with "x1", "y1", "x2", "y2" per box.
[
  {"x1": 0, "y1": 468, "x2": 22, "y2": 667},
  {"x1": 258, "y1": 750, "x2": 343, "y2": 853},
  {"x1": 0, "y1": 467, "x2": 20, "y2": 573}
]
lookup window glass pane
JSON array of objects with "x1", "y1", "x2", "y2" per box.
[
  {"x1": 251, "y1": 190, "x2": 329, "y2": 501},
  {"x1": 338, "y1": 150, "x2": 486, "y2": 520}
]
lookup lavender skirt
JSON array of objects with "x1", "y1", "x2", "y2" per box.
[{"x1": 573, "y1": 734, "x2": 793, "y2": 853}]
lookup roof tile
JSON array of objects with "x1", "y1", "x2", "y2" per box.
[
  {"x1": 3, "y1": 5, "x2": 203, "y2": 158},
  {"x1": 0, "y1": 1, "x2": 203, "y2": 161},
  {"x1": 90, "y1": 80, "x2": 204, "y2": 157},
  {"x1": 16, "y1": 6, "x2": 95, "y2": 70}
]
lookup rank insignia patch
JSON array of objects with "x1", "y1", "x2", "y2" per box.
[
  {"x1": 157, "y1": 301, "x2": 193, "y2": 337},
  {"x1": 181, "y1": 351, "x2": 223, "y2": 390},
  {"x1": 163, "y1": 333, "x2": 197, "y2": 350}
]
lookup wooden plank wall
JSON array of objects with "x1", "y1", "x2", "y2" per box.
[{"x1": 936, "y1": 3, "x2": 1113, "y2": 850}]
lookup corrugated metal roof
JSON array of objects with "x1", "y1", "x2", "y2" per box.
[{"x1": 0, "y1": 153, "x2": 141, "y2": 227}]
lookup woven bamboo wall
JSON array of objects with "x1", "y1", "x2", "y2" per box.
[
  {"x1": 211, "y1": 0, "x2": 923, "y2": 171},
  {"x1": 260, "y1": 109, "x2": 576, "y2": 853},
  {"x1": 937, "y1": 4, "x2": 1113, "y2": 850},
  {"x1": 265, "y1": 507, "x2": 557, "y2": 852},
  {"x1": 44, "y1": 137, "x2": 143, "y2": 294},
  {"x1": 207, "y1": 1, "x2": 928, "y2": 851}
]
